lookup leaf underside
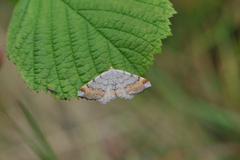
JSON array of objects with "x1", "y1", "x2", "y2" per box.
[{"x1": 7, "y1": 0, "x2": 176, "y2": 99}]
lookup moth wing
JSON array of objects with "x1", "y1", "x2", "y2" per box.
[
  {"x1": 127, "y1": 77, "x2": 151, "y2": 95},
  {"x1": 115, "y1": 70, "x2": 136, "y2": 99},
  {"x1": 97, "y1": 70, "x2": 117, "y2": 104},
  {"x1": 78, "y1": 75, "x2": 106, "y2": 100}
]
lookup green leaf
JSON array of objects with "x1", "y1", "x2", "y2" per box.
[{"x1": 7, "y1": 0, "x2": 176, "y2": 99}]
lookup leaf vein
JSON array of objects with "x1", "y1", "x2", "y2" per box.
[
  {"x1": 98, "y1": 27, "x2": 158, "y2": 52},
  {"x1": 50, "y1": 0, "x2": 64, "y2": 95},
  {"x1": 12, "y1": 0, "x2": 31, "y2": 46},
  {"x1": 60, "y1": 0, "x2": 141, "y2": 75},
  {"x1": 78, "y1": 9, "x2": 168, "y2": 34},
  {"x1": 134, "y1": 0, "x2": 162, "y2": 8},
  {"x1": 32, "y1": 0, "x2": 41, "y2": 89},
  {"x1": 66, "y1": 7, "x2": 83, "y2": 87},
  {"x1": 106, "y1": 41, "x2": 114, "y2": 68},
  {"x1": 118, "y1": 47, "x2": 152, "y2": 64},
  {"x1": 17, "y1": 27, "x2": 35, "y2": 65},
  {"x1": 86, "y1": 23, "x2": 99, "y2": 74}
]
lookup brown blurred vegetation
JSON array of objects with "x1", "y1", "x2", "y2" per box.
[{"x1": 0, "y1": 0, "x2": 240, "y2": 159}]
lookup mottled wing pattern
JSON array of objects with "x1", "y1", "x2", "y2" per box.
[
  {"x1": 77, "y1": 75, "x2": 106, "y2": 100},
  {"x1": 97, "y1": 70, "x2": 117, "y2": 104},
  {"x1": 115, "y1": 70, "x2": 136, "y2": 99},
  {"x1": 78, "y1": 67, "x2": 151, "y2": 104}
]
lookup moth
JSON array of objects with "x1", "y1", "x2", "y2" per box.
[{"x1": 78, "y1": 67, "x2": 151, "y2": 104}]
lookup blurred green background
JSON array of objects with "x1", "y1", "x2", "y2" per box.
[{"x1": 0, "y1": 0, "x2": 240, "y2": 159}]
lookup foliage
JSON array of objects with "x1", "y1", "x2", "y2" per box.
[
  {"x1": 7, "y1": 0, "x2": 176, "y2": 99},
  {"x1": 1, "y1": 0, "x2": 240, "y2": 159}
]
